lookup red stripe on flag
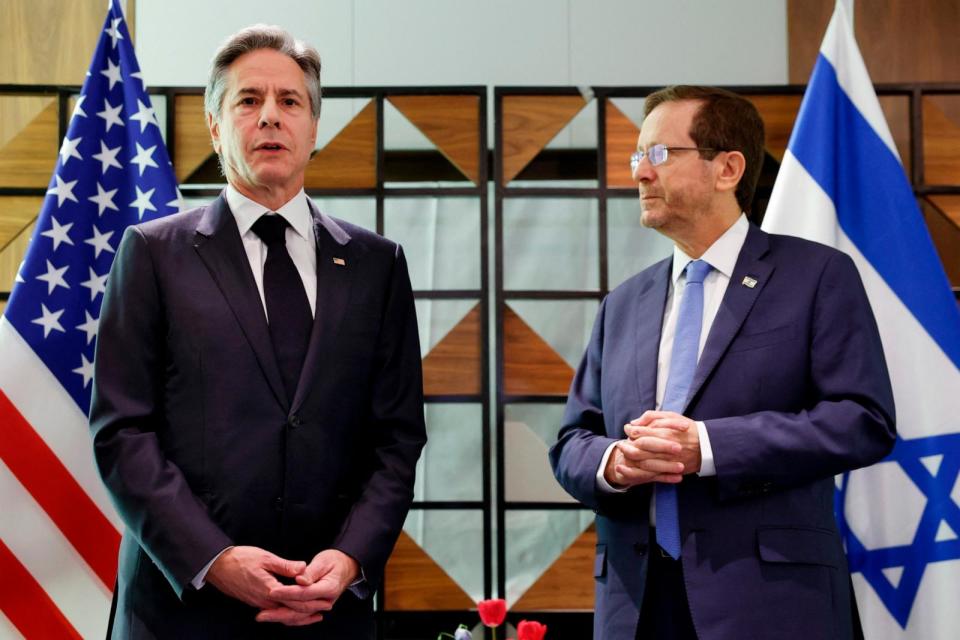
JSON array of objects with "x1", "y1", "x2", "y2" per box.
[
  {"x1": 0, "y1": 539, "x2": 83, "y2": 640},
  {"x1": 0, "y1": 391, "x2": 120, "y2": 588}
]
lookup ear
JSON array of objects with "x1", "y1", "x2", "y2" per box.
[
  {"x1": 207, "y1": 111, "x2": 221, "y2": 154},
  {"x1": 714, "y1": 150, "x2": 746, "y2": 195}
]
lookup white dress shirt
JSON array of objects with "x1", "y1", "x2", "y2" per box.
[
  {"x1": 226, "y1": 184, "x2": 318, "y2": 319},
  {"x1": 596, "y1": 214, "x2": 750, "y2": 516},
  {"x1": 191, "y1": 186, "x2": 318, "y2": 589}
]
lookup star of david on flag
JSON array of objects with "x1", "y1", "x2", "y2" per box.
[
  {"x1": 0, "y1": 1, "x2": 182, "y2": 636},
  {"x1": 762, "y1": 2, "x2": 960, "y2": 638}
]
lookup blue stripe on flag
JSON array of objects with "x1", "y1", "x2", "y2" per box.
[{"x1": 789, "y1": 53, "x2": 960, "y2": 370}]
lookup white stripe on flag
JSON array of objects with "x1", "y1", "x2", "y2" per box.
[
  {"x1": 0, "y1": 461, "x2": 111, "y2": 639},
  {"x1": 819, "y1": 2, "x2": 898, "y2": 159},
  {"x1": 854, "y1": 560, "x2": 960, "y2": 639},
  {"x1": 0, "y1": 612, "x2": 25, "y2": 640},
  {"x1": 0, "y1": 318, "x2": 122, "y2": 529}
]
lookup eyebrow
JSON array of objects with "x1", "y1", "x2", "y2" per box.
[{"x1": 235, "y1": 87, "x2": 306, "y2": 100}]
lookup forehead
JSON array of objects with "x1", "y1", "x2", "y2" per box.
[
  {"x1": 225, "y1": 48, "x2": 307, "y2": 93},
  {"x1": 638, "y1": 100, "x2": 702, "y2": 147}
]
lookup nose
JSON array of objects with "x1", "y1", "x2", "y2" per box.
[
  {"x1": 258, "y1": 96, "x2": 281, "y2": 129},
  {"x1": 632, "y1": 155, "x2": 655, "y2": 183}
]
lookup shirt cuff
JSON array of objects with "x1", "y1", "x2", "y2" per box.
[
  {"x1": 696, "y1": 421, "x2": 716, "y2": 477},
  {"x1": 596, "y1": 441, "x2": 629, "y2": 493},
  {"x1": 347, "y1": 567, "x2": 371, "y2": 599},
  {"x1": 191, "y1": 546, "x2": 232, "y2": 590}
]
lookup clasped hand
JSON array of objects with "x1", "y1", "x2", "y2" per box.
[
  {"x1": 603, "y1": 410, "x2": 702, "y2": 489},
  {"x1": 206, "y1": 546, "x2": 359, "y2": 627}
]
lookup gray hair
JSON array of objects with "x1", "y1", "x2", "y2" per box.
[{"x1": 204, "y1": 24, "x2": 322, "y2": 121}]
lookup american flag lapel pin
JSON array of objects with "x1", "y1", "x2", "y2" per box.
[
  {"x1": 332, "y1": 257, "x2": 346, "y2": 266},
  {"x1": 741, "y1": 276, "x2": 758, "y2": 288}
]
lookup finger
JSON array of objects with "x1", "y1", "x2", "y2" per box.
[
  {"x1": 631, "y1": 435, "x2": 682, "y2": 455},
  {"x1": 613, "y1": 464, "x2": 658, "y2": 485},
  {"x1": 270, "y1": 581, "x2": 339, "y2": 602},
  {"x1": 636, "y1": 458, "x2": 684, "y2": 475},
  {"x1": 629, "y1": 410, "x2": 677, "y2": 426},
  {"x1": 652, "y1": 473, "x2": 684, "y2": 484},
  {"x1": 256, "y1": 606, "x2": 324, "y2": 625},
  {"x1": 644, "y1": 416, "x2": 691, "y2": 432},
  {"x1": 268, "y1": 595, "x2": 335, "y2": 614},
  {"x1": 261, "y1": 553, "x2": 307, "y2": 578}
]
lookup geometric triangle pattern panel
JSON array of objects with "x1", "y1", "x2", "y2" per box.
[
  {"x1": 503, "y1": 304, "x2": 574, "y2": 396},
  {"x1": 384, "y1": 531, "x2": 477, "y2": 611},
  {"x1": 501, "y1": 95, "x2": 588, "y2": 183},
  {"x1": 173, "y1": 94, "x2": 212, "y2": 182},
  {"x1": 923, "y1": 96, "x2": 960, "y2": 185},
  {"x1": 605, "y1": 99, "x2": 641, "y2": 188},
  {"x1": 512, "y1": 524, "x2": 596, "y2": 611},
  {"x1": 920, "y1": 196, "x2": 960, "y2": 286},
  {"x1": 304, "y1": 99, "x2": 377, "y2": 189},
  {"x1": 422, "y1": 303, "x2": 482, "y2": 396},
  {"x1": 0, "y1": 100, "x2": 58, "y2": 189},
  {"x1": 388, "y1": 95, "x2": 481, "y2": 185},
  {"x1": 0, "y1": 196, "x2": 43, "y2": 255}
]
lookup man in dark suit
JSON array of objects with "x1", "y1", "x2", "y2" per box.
[
  {"x1": 90, "y1": 25, "x2": 426, "y2": 638},
  {"x1": 549, "y1": 86, "x2": 896, "y2": 639}
]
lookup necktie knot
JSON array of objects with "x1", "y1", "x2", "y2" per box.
[
  {"x1": 685, "y1": 259, "x2": 712, "y2": 285},
  {"x1": 251, "y1": 214, "x2": 288, "y2": 247}
]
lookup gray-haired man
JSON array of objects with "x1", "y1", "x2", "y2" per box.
[{"x1": 91, "y1": 25, "x2": 426, "y2": 638}]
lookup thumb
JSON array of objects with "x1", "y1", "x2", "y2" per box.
[{"x1": 262, "y1": 553, "x2": 306, "y2": 578}]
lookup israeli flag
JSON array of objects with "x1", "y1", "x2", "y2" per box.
[{"x1": 762, "y1": 2, "x2": 960, "y2": 637}]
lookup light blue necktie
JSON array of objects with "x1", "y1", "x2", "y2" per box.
[{"x1": 655, "y1": 259, "x2": 712, "y2": 559}]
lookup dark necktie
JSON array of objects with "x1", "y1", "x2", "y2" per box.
[
  {"x1": 655, "y1": 259, "x2": 712, "y2": 559},
  {"x1": 251, "y1": 214, "x2": 312, "y2": 404}
]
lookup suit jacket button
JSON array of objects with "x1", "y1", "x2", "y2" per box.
[
  {"x1": 288, "y1": 414, "x2": 302, "y2": 428},
  {"x1": 275, "y1": 497, "x2": 284, "y2": 512},
  {"x1": 634, "y1": 542, "x2": 648, "y2": 556}
]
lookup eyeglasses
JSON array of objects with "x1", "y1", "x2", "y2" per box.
[{"x1": 630, "y1": 144, "x2": 718, "y2": 170}]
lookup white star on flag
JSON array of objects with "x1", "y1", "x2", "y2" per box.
[
  {"x1": 88, "y1": 182, "x2": 119, "y2": 216},
  {"x1": 35, "y1": 259, "x2": 70, "y2": 295},
  {"x1": 130, "y1": 142, "x2": 159, "y2": 176},
  {"x1": 167, "y1": 188, "x2": 186, "y2": 212},
  {"x1": 73, "y1": 354, "x2": 95, "y2": 388},
  {"x1": 31, "y1": 303, "x2": 66, "y2": 338},
  {"x1": 97, "y1": 98, "x2": 125, "y2": 131},
  {"x1": 72, "y1": 94, "x2": 87, "y2": 119},
  {"x1": 76, "y1": 311, "x2": 99, "y2": 345},
  {"x1": 100, "y1": 58, "x2": 123, "y2": 90},
  {"x1": 84, "y1": 225, "x2": 115, "y2": 258},
  {"x1": 92, "y1": 140, "x2": 122, "y2": 173},
  {"x1": 46, "y1": 174, "x2": 79, "y2": 207},
  {"x1": 81, "y1": 267, "x2": 108, "y2": 301},
  {"x1": 129, "y1": 99, "x2": 159, "y2": 133},
  {"x1": 130, "y1": 185, "x2": 157, "y2": 219},
  {"x1": 40, "y1": 217, "x2": 75, "y2": 250},
  {"x1": 105, "y1": 17, "x2": 123, "y2": 48},
  {"x1": 59, "y1": 136, "x2": 83, "y2": 165},
  {"x1": 130, "y1": 70, "x2": 144, "y2": 87}
]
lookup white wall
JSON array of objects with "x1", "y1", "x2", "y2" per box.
[{"x1": 135, "y1": 0, "x2": 788, "y2": 89}]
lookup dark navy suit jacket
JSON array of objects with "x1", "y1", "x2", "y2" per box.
[
  {"x1": 550, "y1": 224, "x2": 895, "y2": 640},
  {"x1": 90, "y1": 194, "x2": 426, "y2": 638}
]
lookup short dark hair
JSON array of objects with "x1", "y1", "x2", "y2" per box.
[
  {"x1": 644, "y1": 85, "x2": 765, "y2": 212},
  {"x1": 205, "y1": 24, "x2": 322, "y2": 121}
]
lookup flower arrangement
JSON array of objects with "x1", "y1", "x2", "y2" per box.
[{"x1": 438, "y1": 599, "x2": 548, "y2": 640}]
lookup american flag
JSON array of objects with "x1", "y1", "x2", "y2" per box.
[{"x1": 0, "y1": 1, "x2": 181, "y2": 636}]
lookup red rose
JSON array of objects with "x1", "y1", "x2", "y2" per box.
[
  {"x1": 477, "y1": 599, "x2": 507, "y2": 627},
  {"x1": 517, "y1": 620, "x2": 547, "y2": 640}
]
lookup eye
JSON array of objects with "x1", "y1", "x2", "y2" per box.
[
  {"x1": 283, "y1": 98, "x2": 299, "y2": 107},
  {"x1": 239, "y1": 97, "x2": 257, "y2": 106}
]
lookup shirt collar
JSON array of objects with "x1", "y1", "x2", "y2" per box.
[
  {"x1": 225, "y1": 184, "x2": 313, "y2": 241},
  {"x1": 671, "y1": 213, "x2": 749, "y2": 283}
]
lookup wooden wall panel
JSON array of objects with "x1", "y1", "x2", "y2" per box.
[
  {"x1": 924, "y1": 196, "x2": 960, "y2": 286},
  {"x1": 605, "y1": 100, "x2": 640, "y2": 188},
  {"x1": 422, "y1": 304, "x2": 481, "y2": 396},
  {"x1": 174, "y1": 95, "x2": 213, "y2": 182},
  {"x1": 0, "y1": 197, "x2": 43, "y2": 252},
  {"x1": 503, "y1": 305, "x2": 573, "y2": 396},
  {"x1": 383, "y1": 531, "x2": 475, "y2": 611},
  {"x1": 303, "y1": 100, "x2": 377, "y2": 189},
  {"x1": 0, "y1": 101, "x2": 58, "y2": 189},
  {"x1": 747, "y1": 95, "x2": 802, "y2": 163},
  {"x1": 513, "y1": 525, "x2": 595, "y2": 611},
  {"x1": 789, "y1": 1, "x2": 960, "y2": 85},
  {"x1": 388, "y1": 95, "x2": 481, "y2": 184},
  {"x1": 501, "y1": 96, "x2": 588, "y2": 183},
  {"x1": 923, "y1": 97, "x2": 960, "y2": 186},
  {"x1": 0, "y1": 220, "x2": 35, "y2": 293},
  {"x1": 0, "y1": 1, "x2": 134, "y2": 85}
]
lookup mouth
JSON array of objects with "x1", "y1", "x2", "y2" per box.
[{"x1": 255, "y1": 142, "x2": 287, "y2": 152}]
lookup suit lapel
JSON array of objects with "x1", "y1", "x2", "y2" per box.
[
  {"x1": 291, "y1": 202, "x2": 356, "y2": 413},
  {"x1": 193, "y1": 194, "x2": 288, "y2": 411},
  {"x1": 634, "y1": 259, "x2": 672, "y2": 413},
  {"x1": 686, "y1": 225, "x2": 774, "y2": 409}
]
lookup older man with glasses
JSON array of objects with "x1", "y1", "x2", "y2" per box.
[{"x1": 550, "y1": 85, "x2": 896, "y2": 640}]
